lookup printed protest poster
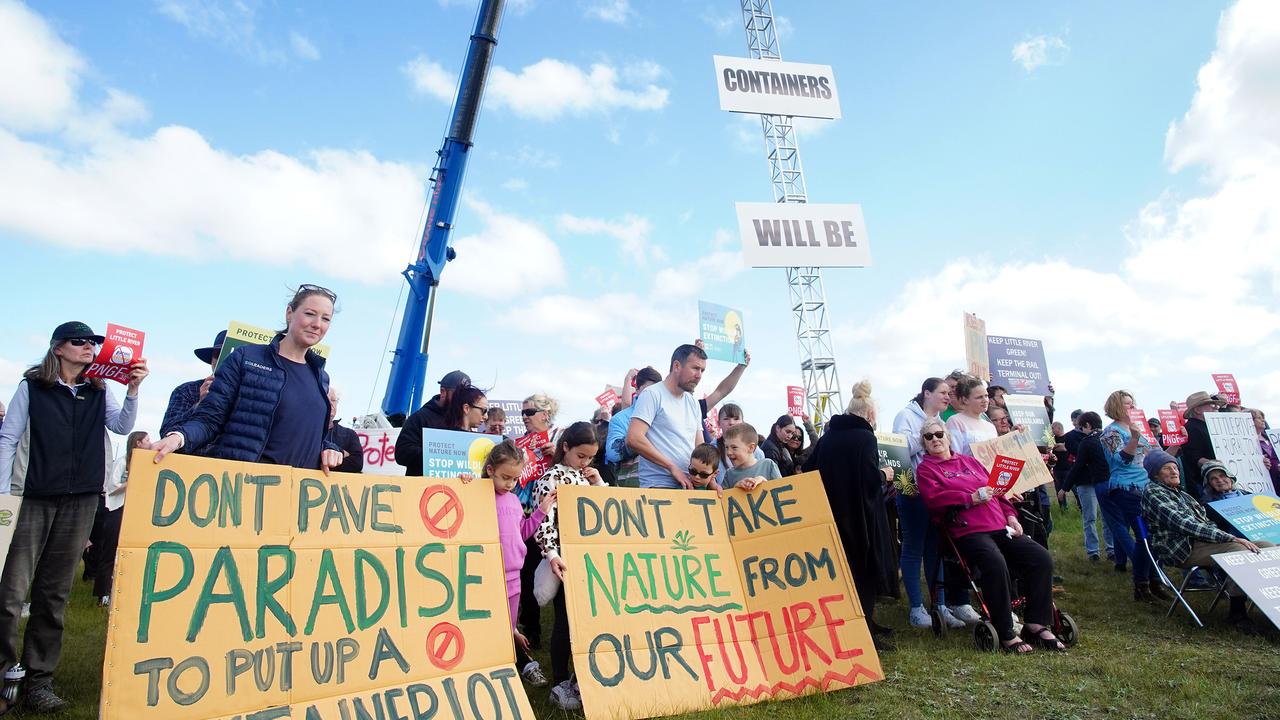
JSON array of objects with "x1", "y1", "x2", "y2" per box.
[
  {"x1": 1206, "y1": 412, "x2": 1271, "y2": 494},
  {"x1": 0, "y1": 496, "x2": 21, "y2": 578},
  {"x1": 734, "y1": 203, "x2": 871, "y2": 269},
  {"x1": 1209, "y1": 493, "x2": 1280, "y2": 545},
  {"x1": 875, "y1": 431, "x2": 913, "y2": 495},
  {"x1": 698, "y1": 301, "x2": 747, "y2": 364},
  {"x1": 1004, "y1": 394, "x2": 1053, "y2": 448},
  {"x1": 560, "y1": 475, "x2": 882, "y2": 720},
  {"x1": 84, "y1": 323, "x2": 145, "y2": 385},
  {"x1": 970, "y1": 430, "x2": 1054, "y2": 496},
  {"x1": 1268, "y1": 429, "x2": 1280, "y2": 455},
  {"x1": 1213, "y1": 373, "x2": 1241, "y2": 404},
  {"x1": 963, "y1": 313, "x2": 988, "y2": 380},
  {"x1": 713, "y1": 55, "x2": 842, "y2": 119},
  {"x1": 1157, "y1": 409, "x2": 1188, "y2": 447},
  {"x1": 354, "y1": 427, "x2": 405, "y2": 476},
  {"x1": 1127, "y1": 409, "x2": 1158, "y2": 447},
  {"x1": 1212, "y1": 547, "x2": 1280, "y2": 631},
  {"x1": 987, "y1": 456, "x2": 1026, "y2": 496},
  {"x1": 421, "y1": 429, "x2": 503, "y2": 480},
  {"x1": 986, "y1": 336, "x2": 1050, "y2": 395},
  {"x1": 596, "y1": 388, "x2": 620, "y2": 411},
  {"x1": 516, "y1": 430, "x2": 553, "y2": 494},
  {"x1": 101, "y1": 451, "x2": 533, "y2": 720},
  {"x1": 487, "y1": 399, "x2": 526, "y2": 439},
  {"x1": 216, "y1": 320, "x2": 331, "y2": 368},
  {"x1": 787, "y1": 385, "x2": 805, "y2": 416}
]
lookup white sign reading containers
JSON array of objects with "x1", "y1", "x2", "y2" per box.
[
  {"x1": 713, "y1": 55, "x2": 842, "y2": 119},
  {"x1": 735, "y1": 202, "x2": 871, "y2": 268}
]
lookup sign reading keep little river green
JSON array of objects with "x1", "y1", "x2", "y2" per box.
[
  {"x1": 560, "y1": 473, "x2": 883, "y2": 720},
  {"x1": 101, "y1": 451, "x2": 533, "y2": 719}
]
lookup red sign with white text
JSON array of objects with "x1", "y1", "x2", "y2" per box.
[
  {"x1": 987, "y1": 455, "x2": 1025, "y2": 495},
  {"x1": 1213, "y1": 373, "x2": 1240, "y2": 404},
  {"x1": 1128, "y1": 408, "x2": 1158, "y2": 446},
  {"x1": 516, "y1": 430, "x2": 552, "y2": 489},
  {"x1": 595, "y1": 388, "x2": 619, "y2": 410},
  {"x1": 1157, "y1": 409, "x2": 1187, "y2": 447},
  {"x1": 83, "y1": 323, "x2": 145, "y2": 385},
  {"x1": 787, "y1": 385, "x2": 805, "y2": 415}
]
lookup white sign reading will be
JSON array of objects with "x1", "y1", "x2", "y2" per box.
[
  {"x1": 735, "y1": 202, "x2": 871, "y2": 268},
  {"x1": 713, "y1": 55, "x2": 842, "y2": 119}
]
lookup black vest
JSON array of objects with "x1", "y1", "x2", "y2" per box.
[{"x1": 24, "y1": 379, "x2": 107, "y2": 496}]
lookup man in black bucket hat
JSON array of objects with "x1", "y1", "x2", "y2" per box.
[{"x1": 159, "y1": 330, "x2": 226, "y2": 452}]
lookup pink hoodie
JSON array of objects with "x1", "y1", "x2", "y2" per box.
[
  {"x1": 916, "y1": 452, "x2": 1018, "y2": 537},
  {"x1": 496, "y1": 490, "x2": 545, "y2": 627}
]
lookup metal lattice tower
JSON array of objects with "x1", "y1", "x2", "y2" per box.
[{"x1": 740, "y1": 0, "x2": 843, "y2": 427}]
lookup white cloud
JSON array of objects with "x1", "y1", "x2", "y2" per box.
[
  {"x1": 774, "y1": 16, "x2": 794, "y2": 40},
  {"x1": 156, "y1": 0, "x2": 286, "y2": 63},
  {"x1": 289, "y1": 31, "x2": 320, "y2": 61},
  {"x1": 558, "y1": 213, "x2": 659, "y2": 265},
  {"x1": 0, "y1": 0, "x2": 85, "y2": 132},
  {"x1": 446, "y1": 197, "x2": 566, "y2": 294},
  {"x1": 513, "y1": 145, "x2": 560, "y2": 169},
  {"x1": 1011, "y1": 33, "x2": 1069, "y2": 73},
  {"x1": 584, "y1": 0, "x2": 633, "y2": 25},
  {"x1": 501, "y1": 177, "x2": 528, "y2": 191},
  {"x1": 701, "y1": 10, "x2": 737, "y2": 36},
  {"x1": 402, "y1": 55, "x2": 457, "y2": 103},
  {"x1": 408, "y1": 55, "x2": 669, "y2": 120}
]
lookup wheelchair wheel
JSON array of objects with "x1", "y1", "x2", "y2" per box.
[
  {"x1": 1056, "y1": 611, "x2": 1080, "y2": 647},
  {"x1": 928, "y1": 607, "x2": 948, "y2": 638},
  {"x1": 974, "y1": 621, "x2": 999, "y2": 653}
]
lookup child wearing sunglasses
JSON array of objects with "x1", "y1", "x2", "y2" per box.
[{"x1": 687, "y1": 443, "x2": 722, "y2": 488}]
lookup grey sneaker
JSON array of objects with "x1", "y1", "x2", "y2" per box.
[
  {"x1": 521, "y1": 660, "x2": 548, "y2": 688},
  {"x1": 24, "y1": 685, "x2": 69, "y2": 713},
  {"x1": 549, "y1": 680, "x2": 582, "y2": 710}
]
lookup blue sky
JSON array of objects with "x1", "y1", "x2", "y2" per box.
[{"x1": 3, "y1": 0, "x2": 1278, "y2": 442}]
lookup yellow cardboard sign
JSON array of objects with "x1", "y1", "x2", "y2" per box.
[
  {"x1": 969, "y1": 429, "x2": 1054, "y2": 495},
  {"x1": 101, "y1": 451, "x2": 533, "y2": 720},
  {"x1": 216, "y1": 320, "x2": 331, "y2": 368},
  {"x1": 964, "y1": 312, "x2": 988, "y2": 380},
  {"x1": 559, "y1": 472, "x2": 882, "y2": 720}
]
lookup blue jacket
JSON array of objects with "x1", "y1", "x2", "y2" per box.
[{"x1": 173, "y1": 336, "x2": 335, "y2": 465}]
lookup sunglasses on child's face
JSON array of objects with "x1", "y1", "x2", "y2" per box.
[
  {"x1": 688, "y1": 468, "x2": 715, "y2": 479},
  {"x1": 923, "y1": 431, "x2": 946, "y2": 441}
]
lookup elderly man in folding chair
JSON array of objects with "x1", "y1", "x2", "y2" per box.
[{"x1": 1140, "y1": 450, "x2": 1273, "y2": 634}]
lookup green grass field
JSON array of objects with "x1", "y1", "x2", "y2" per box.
[{"x1": 11, "y1": 504, "x2": 1280, "y2": 719}]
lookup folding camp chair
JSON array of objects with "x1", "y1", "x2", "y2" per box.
[{"x1": 1135, "y1": 516, "x2": 1229, "y2": 627}]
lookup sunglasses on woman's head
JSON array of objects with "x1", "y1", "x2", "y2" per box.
[
  {"x1": 923, "y1": 431, "x2": 946, "y2": 440},
  {"x1": 521, "y1": 408, "x2": 541, "y2": 417},
  {"x1": 299, "y1": 283, "x2": 338, "y2": 302}
]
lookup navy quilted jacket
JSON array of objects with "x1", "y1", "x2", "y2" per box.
[{"x1": 173, "y1": 336, "x2": 335, "y2": 465}]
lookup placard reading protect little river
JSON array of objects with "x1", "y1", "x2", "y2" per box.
[
  {"x1": 101, "y1": 452, "x2": 533, "y2": 720},
  {"x1": 560, "y1": 473, "x2": 882, "y2": 720}
]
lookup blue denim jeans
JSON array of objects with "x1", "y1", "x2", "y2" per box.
[
  {"x1": 1101, "y1": 485, "x2": 1150, "y2": 583},
  {"x1": 896, "y1": 493, "x2": 939, "y2": 607},
  {"x1": 1076, "y1": 484, "x2": 1114, "y2": 557}
]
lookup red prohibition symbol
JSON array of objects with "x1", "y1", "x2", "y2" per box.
[
  {"x1": 419, "y1": 485, "x2": 464, "y2": 538},
  {"x1": 425, "y1": 621, "x2": 465, "y2": 670}
]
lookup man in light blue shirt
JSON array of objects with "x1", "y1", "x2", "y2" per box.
[{"x1": 627, "y1": 344, "x2": 712, "y2": 491}]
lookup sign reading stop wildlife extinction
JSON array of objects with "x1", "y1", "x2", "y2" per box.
[
  {"x1": 101, "y1": 452, "x2": 533, "y2": 720},
  {"x1": 560, "y1": 474, "x2": 882, "y2": 720}
]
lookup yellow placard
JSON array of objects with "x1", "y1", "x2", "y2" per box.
[
  {"x1": 969, "y1": 429, "x2": 1055, "y2": 495},
  {"x1": 964, "y1": 312, "x2": 988, "y2": 380},
  {"x1": 216, "y1": 320, "x2": 331, "y2": 368},
  {"x1": 560, "y1": 472, "x2": 883, "y2": 720},
  {"x1": 101, "y1": 451, "x2": 533, "y2": 720}
]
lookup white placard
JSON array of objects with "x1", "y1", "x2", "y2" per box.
[
  {"x1": 714, "y1": 55, "x2": 842, "y2": 119},
  {"x1": 0, "y1": 496, "x2": 21, "y2": 578},
  {"x1": 1207, "y1": 412, "x2": 1270, "y2": 494},
  {"x1": 735, "y1": 202, "x2": 871, "y2": 268}
]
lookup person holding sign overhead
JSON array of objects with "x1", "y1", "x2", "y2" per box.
[
  {"x1": 150, "y1": 285, "x2": 341, "y2": 473},
  {"x1": 0, "y1": 321, "x2": 148, "y2": 713},
  {"x1": 915, "y1": 419, "x2": 1062, "y2": 654}
]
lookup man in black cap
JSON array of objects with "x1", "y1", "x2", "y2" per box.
[
  {"x1": 159, "y1": 330, "x2": 224, "y2": 453},
  {"x1": 395, "y1": 370, "x2": 471, "y2": 476},
  {"x1": 0, "y1": 321, "x2": 148, "y2": 713}
]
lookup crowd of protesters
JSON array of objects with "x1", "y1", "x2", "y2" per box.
[{"x1": 1, "y1": 287, "x2": 1277, "y2": 713}]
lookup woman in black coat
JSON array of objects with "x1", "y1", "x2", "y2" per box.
[{"x1": 802, "y1": 380, "x2": 898, "y2": 649}]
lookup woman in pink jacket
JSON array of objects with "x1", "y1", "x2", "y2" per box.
[{"x1": 915, "y1": 419, "x2": 1063, "y2": 654}]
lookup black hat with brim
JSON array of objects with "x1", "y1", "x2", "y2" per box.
[
  {"x1": 51, "y1": 321, "x2": 105, "y2": 345},
  {"x1": 194, "y1": 330, "x2": 228, "y2": 364}
]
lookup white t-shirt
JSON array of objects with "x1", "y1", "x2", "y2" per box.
[
  {"x1": 947, "y1": 413, "x2": 997, "y2": 457},
  {"x1": 630, "y1": 383, "x2": 701, "y2": 489}
]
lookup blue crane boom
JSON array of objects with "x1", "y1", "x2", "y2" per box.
[{"x1": 381, "y1": 0, "x2": 506, "y2": 424}]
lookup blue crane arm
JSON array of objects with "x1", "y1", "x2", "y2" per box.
[{"x1": 381, "y1": 0, "x2": 506, "y2": 423}]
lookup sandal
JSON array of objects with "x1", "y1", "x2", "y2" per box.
[
  {"x1": 1022, "y1": 625, "x2": 1067, "y2": 652},
  {"x1": 1001, "y1": 638, "x2": 1034, "y2": 654}
]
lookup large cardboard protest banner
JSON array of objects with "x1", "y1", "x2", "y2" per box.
[
  {"x1": 1004, "y1": 394, "x2": 1053, "y2": 448},
  {"x1": 986, "y1": 336, "x2": 1050, "y2": 395},
  {"x1": 560, "y1": 475, "x2": 882, "y2": 720},
  {"x1": 84, "y1": 323, "x2": 145, "y2": 385},
  {"x1": 354, "y1": 427, "x2": 404, "y2": 476},
  {"x1": 101, "y1": 452, "x2": 533, "y2": 720},
  {"x1": 1206, "y1": 412, "x2": 1270, "y2": 494},
  {"x1": 216, "y1": 320, "x2": 331, "y2": 368},
  {"x1": 734, "y1": 202, "x2": 871, "y2": 268},
  {"x1": 963, "y1": 313, "x2": 987, "y2": 380},
  {"x1": 712, "y1": 56, "x2": 842, "y2": 119},
  {"x1": 0, "y1": 496, "x2": 22, "y2": 578},
  {"x1": 1213, "y1": 547, "x2": 1280, "y2": 631},
  {"x1": 1209, "y1": 493, "x2": 1280, "y2": 545},
  {"x1": 969, "y1": 430, "x2": 1054, "y2": 496},
  {"x1": 698, "y1": 301, "x2": 747, "y2": 364}
]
